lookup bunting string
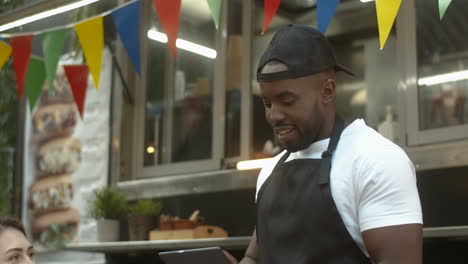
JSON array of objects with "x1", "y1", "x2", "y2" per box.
[{"x1": 0, "y1": 0, "x2": 461, "y2": 108}]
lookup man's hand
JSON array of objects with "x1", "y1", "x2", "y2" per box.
[{"x1": 223, "y1": 250, "x2": 239, "y2": 264}]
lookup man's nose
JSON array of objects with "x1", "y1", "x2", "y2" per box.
[{"x1": 268, "y1": 104, "x2": 285, "y2": 125}]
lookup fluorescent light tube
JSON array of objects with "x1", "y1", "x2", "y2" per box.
[
  {"x1": 147, "y1": 29, "x2": 217, "y2": 59},
  {"x1": 418, "y1": 70, "x2": 468, "y2": 86},
  {"x1": 236, "y1": 158, "x2": 272, "y2": 170},
  {"x1": 360, "y1": 0, "x2": 374, "y2": 2},
  {"x1": 0, "y1": 0, "x2": 100, "y2": 32}
]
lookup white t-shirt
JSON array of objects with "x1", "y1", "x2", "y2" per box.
[{"x1": 255, "y1": 119, "x2": 423, "y2": 256}]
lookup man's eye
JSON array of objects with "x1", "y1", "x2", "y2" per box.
[
  {"x1": 263, "y1": 102, "x2": 271, "y2": 108},
  {"x1": 9, "y1": 255, "x2": 20, "y2": 261},
  {"x1": 283, "y1": 99, "x2": 295, "y2": 105}
]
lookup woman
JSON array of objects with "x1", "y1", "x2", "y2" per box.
[{"x1": 0, "y1": 216, "x2": 34, "y2": 264}]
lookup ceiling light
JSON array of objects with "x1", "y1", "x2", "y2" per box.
[
  {"x1": 0, "y1": 0, "x2": 100, "y2": 32},
  {"x1": 418, "y1": 70, "x2": 468, "y2": 86},
  {"x1": 147, "y1": 28, "x2": 217, "y2": 59},
  {"x1": 360, "y1": 0, "x2": 374, "y2": 2},
  {"x1": 236, "y1": 158, "x2": 272, "y2": 170}
]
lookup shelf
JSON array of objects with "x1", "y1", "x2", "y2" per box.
[
  {"x1": 65, "y1": 236, "x2": 251, "y2": 254},
  {"x1": 423, "y1": 226, "x2": 468, "y2": 239}
]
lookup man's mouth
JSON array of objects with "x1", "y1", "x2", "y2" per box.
[{"x1": 275, "y1": 127, "x2": 295, "y2": 138}]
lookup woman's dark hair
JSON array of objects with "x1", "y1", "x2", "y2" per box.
[{"x1": 0, "y1": 215, "x2": 26, "y2": 237}]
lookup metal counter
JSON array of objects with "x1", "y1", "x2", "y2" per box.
[{"x1": 66, "y1": 226, "x2": 468, "y2": 254}]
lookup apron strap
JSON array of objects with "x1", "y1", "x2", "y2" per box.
[{"x1": 318, "y1": 114, "x2": 345, "y2": 185}]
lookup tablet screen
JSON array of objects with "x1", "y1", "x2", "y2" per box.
[{"x1": 159, "y1": 247, "x2": 233, "y2": 264}]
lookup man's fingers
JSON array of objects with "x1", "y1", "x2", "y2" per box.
[{"x1": 223, "y1": 250, "x2": 239, "y2": 264}]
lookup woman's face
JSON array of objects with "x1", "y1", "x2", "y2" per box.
[{"x1": 0, "y1": 228, "x2": 34, "y2": 264}]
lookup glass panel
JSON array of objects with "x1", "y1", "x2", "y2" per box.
[
  {"x1": 144, "y1": 0, "x2": 216, "y2": 165},
  {"x1": 225, "y1": 1, "x2": 243, "y2": 158},
  {"x1": 144, "y1": 12, "x2": 166, "y2": 166},
  {"x1": 416, "y1": 0, "x2": 468, "y2": 130}
]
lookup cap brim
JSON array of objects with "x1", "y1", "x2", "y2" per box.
[{"x1": 336, "y1": 64, "x2": 355, "y2": 76}]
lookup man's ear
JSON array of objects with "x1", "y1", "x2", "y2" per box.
[{"x1": 321, "y1": 78, "x2": 336, "y2": 104}]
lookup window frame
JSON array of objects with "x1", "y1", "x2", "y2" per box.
[
  {"x1": 399, "y1": 0, "x2": 468, "y2": 146},
  {"x1": 129, "y1": 0, "x2": 254, "y2": 179}
]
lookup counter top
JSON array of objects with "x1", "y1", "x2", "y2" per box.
[
  {"x1": 66, "y1": 226, "x2": 468, "y2": 254},
  {"x1": 66, "y1": 236, "x2": 251, "y2": 253}
]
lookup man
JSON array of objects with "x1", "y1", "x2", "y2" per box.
[{"x1": 232, "y1": 24, "x2": 423, "y2": 264}]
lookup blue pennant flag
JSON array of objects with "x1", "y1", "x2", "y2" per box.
[
  {"x1": 112, "y1": 0, "x2": 142, "y2": 76},
  {"x1": 317, "y1": 0, "x2": 340, "y2": 34}
]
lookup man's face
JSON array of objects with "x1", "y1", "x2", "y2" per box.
[{"x1": 260, "y1": 73, "x2": 328, "y2": 152}]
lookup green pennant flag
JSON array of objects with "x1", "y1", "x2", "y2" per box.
[
  {"x1": 25, "y1": 57, "x2": 46, "y2": 111},
  {"x1": 42, "y1": 28, "x2": 66, "y2": 92},
  {"x1": 439, "y1": 0, "x2": 453, "y2": 19},
  {"x1": 207, "y1": 0, "x2": 222, "y2": 29}
]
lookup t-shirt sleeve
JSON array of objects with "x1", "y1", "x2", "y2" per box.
[{"x1": 356, "y1": 146, "x2": 423, "y2": 232}]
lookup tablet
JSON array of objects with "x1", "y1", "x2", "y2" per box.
[{"x1": 158, "y1": 247, "x2": 233, "y2": 264}]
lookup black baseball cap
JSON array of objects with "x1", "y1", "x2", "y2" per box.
[{"x1": 257, "y1": 24, "x2": 354, "y2": 82}]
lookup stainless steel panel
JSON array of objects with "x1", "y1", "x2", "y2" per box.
[
  {"x1": 406, "y1": 140, "x2": 468, "y2": 171},
  {"x1": 117, "y1": 169, "x2": 259, "y2": 200}
]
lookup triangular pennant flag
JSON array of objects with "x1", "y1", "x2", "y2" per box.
[
  {"x1": 375, "y1": 0, "x2": 402, "y2": 50},
  {"x1": 25, "y1": 57, "x2": 46, "y2": 111},
  {"x1": 152, "y1": 0, "x2": 181, "y2": 58},
  {"x1": 207, "y1": 0, "x2": 222, "y2": 29},
  {"x1": 317, "y1": 0, "x2": 340, "y2": 33},
  {"x1": 112, "y1": 0, "x2": 142, "y2": 76},
  {"x1": 42, "y1": 28, "x2": 67, "y2": 92},
  {"x1": 0, "y1": 41, "x2": 12, "y2": 70},
  {"x1": 10, "y1": 35, "x2": 33, "y2": 99},
  {"x1": 74, "y1": 16, "x2": 103, "y2": 90},
  {"x1": 439, "y1": 0, "x2": 453, "y2": 19},
  {"x1": 262, "y1": 0, "x2": 281, "y2": 33},
  {"x1": 64, "y1": 65, "x2": 89, "y2": 118}
]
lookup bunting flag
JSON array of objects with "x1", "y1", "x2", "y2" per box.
[
  {"x1": 207, "y1": 0, "x2": 222, "y2": 29},
  {"x1": 64, "y1": 65, "x2": 89, "y2": 118},
  {"x1": 152, "y1": 0, "x2": 181, "y2": 58},
  {"x1": 375, "y1": 0, "x2": 402, "y2": 50},
  {"x1": 439, "y1": 0, "x2": 453, "y2": 19},
  {"x1": 74, "y1": 17, "x2": 103, "y2": 90},
  {"x1": 42, "y1": 28, "x2": 66, "y2": 92},
  {"x1": 10, "y1": 35, "x2": 33, "y2": 99},
  {"x1": 262, "y1": 0, "x2": 281, "y2": 33},
  {"x1": 25, "y1": 57, "x2": 46, "y2": 111},
  {"x1": 317, "y1": 0, "x2": 340, "y2": 33},
  {"x1": 112, "y1": 0, "x2": 142, "y2": 76},
  {"x1": 0, "y1": 41, "x2": 12, "y2": 70}
]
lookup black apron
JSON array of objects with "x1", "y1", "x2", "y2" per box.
[{"x1": 256, "y1": 115, "x2": 372, "y2": 264}]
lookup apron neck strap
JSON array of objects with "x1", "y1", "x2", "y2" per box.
[{"x1": 318, "y1": 114, "x2": 345, "y2": 185}]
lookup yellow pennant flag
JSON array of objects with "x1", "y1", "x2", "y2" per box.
[
  {"x1": 0, "y1": 41, "x2": 12, "y2": 70},
  {"x1": 375, "y1": 0, "x2": 402, "y2": 50},
  {"x1": 74, "y1": 16, "x2": 103, "y2": 90}
]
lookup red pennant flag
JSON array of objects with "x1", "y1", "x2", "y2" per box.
[
  {"x1": 152, "y1": 0, "x2": 181, "y2": 58},
  {"x1": 10, "y1": 35, "x2": 33, "y2": 99},
  {"x1": 64, "y1": 65, "x2": 89, "y2": 118},
  {"x1": 263, "y1": 0, "x2": 281, "y2": 33}
]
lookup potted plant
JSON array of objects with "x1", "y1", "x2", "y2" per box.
[
  {"x1": 88, "y1": 187, "x2": 128, "y2": 242},
  {"x1": 128, "y1": 199, "x2": 162, "y2": 241}
]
